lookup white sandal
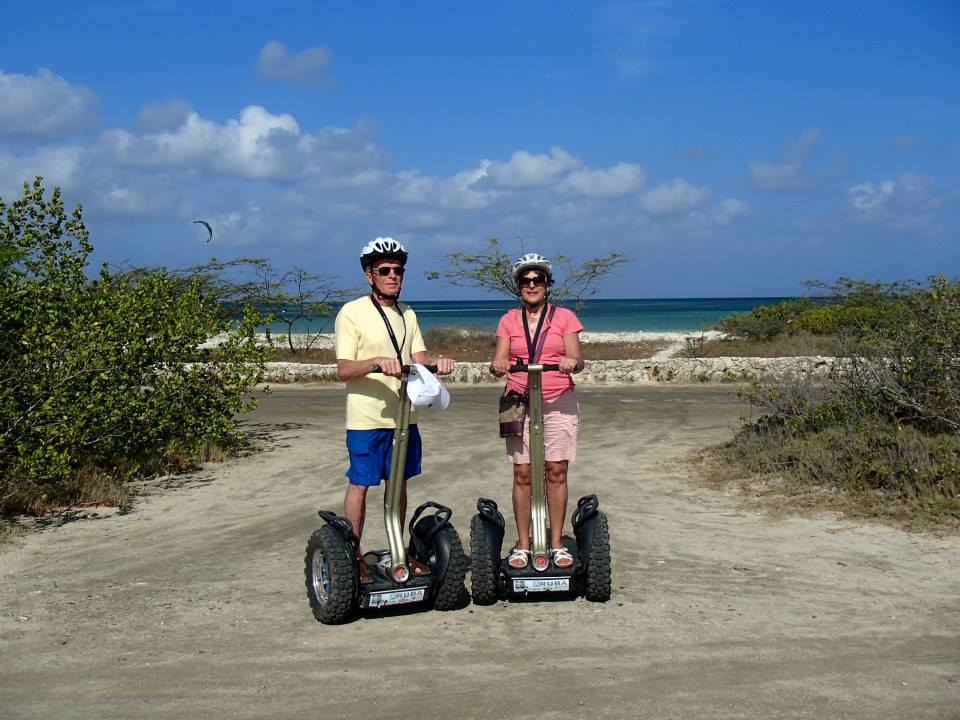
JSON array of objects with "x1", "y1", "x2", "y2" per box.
[
  {"x1": 551, "y1": 546, "x2": 574, "y2": 568},
  {"x1": 508, "y1": 547, "x2": 531, "y2": 569}
]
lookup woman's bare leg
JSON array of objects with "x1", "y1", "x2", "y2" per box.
[{"x1": 545, "y1": 460, "x2": 569, "y2": 548}]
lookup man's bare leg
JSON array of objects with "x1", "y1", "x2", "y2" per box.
[{"x1": 344, "y1": 484, "x2": 372, "y2": 582}]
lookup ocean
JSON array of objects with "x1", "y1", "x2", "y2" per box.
[{"x1": 259, "y1": 297, "x2": 790, "y2": 334}]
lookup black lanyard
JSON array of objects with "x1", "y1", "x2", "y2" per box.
[
  {"x1": 370, "y1": 295, "x2": 406, "y2": 361},
  {"x1": 521, "y1": 304, "x2": 549, "y2": 364}
]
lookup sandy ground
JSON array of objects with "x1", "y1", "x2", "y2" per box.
[{"x1": 1, "y1": 384, "x2": 958, "y2": 719}]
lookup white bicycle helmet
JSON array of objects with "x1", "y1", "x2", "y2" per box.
[
  {"x1": 360, "y1": 237, "x2": 408, "y2": 271},
  {"x1": 512, "y1": 252, "x2": 553, "y2": 285}
]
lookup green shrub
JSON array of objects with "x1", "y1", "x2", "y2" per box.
[
  {"x1": 0, "y1": 179, "x2": 268, "y2": 514},
  {"x1": 720, "y1": 275, "x2": 960, "y2": 522},
  {"x1": 719, "y1": 298, "x2": 811, "y2": 341}
]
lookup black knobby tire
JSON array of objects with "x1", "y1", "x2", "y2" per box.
[
  {"x1": 584, "y1": 512, "x2": 612, "y2": 602},
  {"x1": 304, "y1": 526, "x2": 357, "y2": 624},
  {"x1": 469, "y1": 514, "x2": 500, "y2": 606},
  {"x1": 432, "y1": 525, "x2": 469, "y2": 611}
]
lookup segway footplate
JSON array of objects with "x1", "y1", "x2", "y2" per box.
[{"x1": 511, "y1": 576, "x2": 570, "y2": 593}]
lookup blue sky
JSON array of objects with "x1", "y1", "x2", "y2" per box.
[{"x1": 1, "y1": 1, "x2": 957, "y2": 298}]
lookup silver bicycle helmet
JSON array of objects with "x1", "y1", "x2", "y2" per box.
[
  {"x1": 360, "y1": 237, "x2": 408, "y2": 272},
  {"x1": 512, "y1": 252, "x2": 553, "y2": 285}
]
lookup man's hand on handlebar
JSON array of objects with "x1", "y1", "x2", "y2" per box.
[
  {"x1": 433, "y1": 357, "x2": 455, "y2": 375},
  {"x1": 372, "y1": 356, "x2": 403, "y2": 377}
]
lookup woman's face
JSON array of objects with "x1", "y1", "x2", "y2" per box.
[{"x1": 519, "y1": 271, "x2": 547, "y2": 305}]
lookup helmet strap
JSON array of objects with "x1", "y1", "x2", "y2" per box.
[{"x1": 370, "y1": 283, "x2": 400, "y2": 303}]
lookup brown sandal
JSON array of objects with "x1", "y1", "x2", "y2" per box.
[
  {"x1": 408, "y1": 557, "x2": 432, "y2": 576},
  {"x1": 357, "y1": 559, "x2": 374, "y2": 585}
]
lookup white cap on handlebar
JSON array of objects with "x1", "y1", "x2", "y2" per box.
[{"x1": 406, "y1": 363, "x2": 451, "y2": 410}]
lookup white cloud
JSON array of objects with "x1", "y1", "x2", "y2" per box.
[
  {"x1": 0, "y1": 68, "x2": 100, "y2": 139},
  {"x1": 748, "y1": 127, "x2": 823, "y2": 190},
  {"x1": 638, "y1": 178, "x2": 712, "y2": 216},
  {"x1": 848, "y1": 173, "x2": 944, "y2": 228},
  {"x1": 849, "y1": 180, "x2": 895, "y2": 212},
  {"x1": 98, "y1": 105, "x2": 383, "y2": 181},
  {"x1": 255, "y1": 41, "x2": 335, "y2": 88},
  {"x1": 484, "y1": 147, "x2": 582, "y2": 189},
  {"x1": 389, "y1": 169, "x2": 499, "y2": 211},
  {"x1": 0, "y1": 145, "x2": 84, "y2": 198},
  {"x1": 136, "y1": 98, "x2": 193, "y2": 132},
  {"x1": 93, "y1": 185, "x2": 159, "y2": 217},
  {"x1": 711, "y1": 198, "x2": 749, "y2": 226},
  {"x1": 561, "y1": 162, "x2": 646, "y2": 198}
]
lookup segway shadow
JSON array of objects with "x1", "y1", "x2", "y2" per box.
[
  {"x1": 470, "y1": 363, "x2": 612, "y2": 604},
  {"x1": 305, "y1": 364, "x2": 468, "y2": 624}
]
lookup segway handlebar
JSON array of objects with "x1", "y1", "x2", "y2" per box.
[
  {"x1": 369, "y1": 363, "x2": 439, "y2": 375},
  {"x1": 508, "y1": 362, "x2": 560, "y2": 373}
]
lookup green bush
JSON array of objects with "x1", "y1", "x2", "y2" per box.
[
  {"x1": 722, "y1": 275, "x2": 960, "y2": 522},
  {"x1": 719, "y1": 298, "x2": 811, "y2": 341},
  {"x1": 719, "y1": 278, "x2": 916, "y2": 341},
  {"x1": 0, "y1": 179, "x2": 268, "y2": 514}
]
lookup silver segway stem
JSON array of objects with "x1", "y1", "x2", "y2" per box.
[
  {"x1": 527, "y1": 365, "x2": 549, "y2": 570},
  {"x1": 384, "y1": 377, "x2": 411, "y2": 582}
]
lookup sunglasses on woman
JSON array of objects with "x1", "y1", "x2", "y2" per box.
[
  {"x1": 518, "y1": 275, "x2": 546, "y2": 287},
  {"x1": 373, "y1": 265, "x2": 405, "y2": 277}
]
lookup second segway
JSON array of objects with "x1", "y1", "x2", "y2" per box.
[{"x1": 470, "y1": 362, "x2": 611, "y2": 604}]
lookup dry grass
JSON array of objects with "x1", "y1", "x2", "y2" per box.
[
  {"x1": 692, "y1": 428, "x2": 960, "y2": 533},
  {"x1": 1, "y1": 438, "x2": 235, "y2": 519}
]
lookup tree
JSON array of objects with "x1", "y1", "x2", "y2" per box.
[
  {"x1": 425, "y1": 237, "x2": 629, "y2": 308},
  {"x1": 0, "y1": 178, "x2": 268, "y2": 514},
  {"x1": 243, "y1": 262, "x2": 353, "y2": 353},
  {"x1": 113, "y1": 258, "x2": 355, "y2": 353}
]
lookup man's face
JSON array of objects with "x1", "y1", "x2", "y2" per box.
[{"x1": 367, "y1": 258, "x2": 406, "y2": 296}]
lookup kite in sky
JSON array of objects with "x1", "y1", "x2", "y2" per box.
[{"x1": 193, "y1": 219, "x2": 213, "y2": 243}]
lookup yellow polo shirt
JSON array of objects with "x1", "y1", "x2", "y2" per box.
[{"x1": 335, "y1": 295, "x2": 426, "y2": 430}]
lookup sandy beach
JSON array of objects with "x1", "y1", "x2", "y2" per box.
[{"x1": 1, "y1": 383, "x2": 957, "y2": 719}]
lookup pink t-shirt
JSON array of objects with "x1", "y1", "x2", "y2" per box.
[{"x1": 496, "y1": 305, "x2": 584, "y2": 400}]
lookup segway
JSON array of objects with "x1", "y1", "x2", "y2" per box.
[
  {"x1": 470, "y1": 362, "x2": 611, "y2": 604},
  {"x1": 305, "y1": 364, "x2": 468, "y2": 624}
]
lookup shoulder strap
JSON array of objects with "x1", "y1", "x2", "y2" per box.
[
  {"x1": 369, "y1": 294, "x2": 406, "y2": 361},
  {"x1": 522, "y1": 304, "x2": 549, "y2": 365}
]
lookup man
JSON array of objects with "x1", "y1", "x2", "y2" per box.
[{"x1": 335, "y1": 237, "x2": 454, "y2": 584}]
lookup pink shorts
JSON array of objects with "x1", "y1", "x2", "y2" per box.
[{"x1": 506, "y1": 389, "x2": 580, "y2": 464}]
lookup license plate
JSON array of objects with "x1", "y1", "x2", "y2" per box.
[
  {"x1": 368, "y1": 587, "x2": 426, "y2": 608},
  {"x1": 512, "y1": 577, "x2": 570, "y2": 593}
]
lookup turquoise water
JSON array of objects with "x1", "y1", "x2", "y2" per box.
[{"x1": 260, "y1": 297, "x2": 790, "y2": 334}]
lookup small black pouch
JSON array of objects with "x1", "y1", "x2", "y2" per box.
[{"x1": 498, "y1": 389, "x2": 527, "y2": 438}]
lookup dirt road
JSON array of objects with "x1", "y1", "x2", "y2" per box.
[{"x1": 2, "y1": 384, "x2": 957, "y2": 719}]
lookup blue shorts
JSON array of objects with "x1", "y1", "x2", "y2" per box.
[{"x1": 345, "y1": 426, "x2": 422, "y2": 487}]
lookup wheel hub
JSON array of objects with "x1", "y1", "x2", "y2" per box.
[{"x1": 311, "y1": 548, "x2": 330, "y2": 603}]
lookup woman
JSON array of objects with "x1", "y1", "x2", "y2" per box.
[{"x1": 490, "y1": 253, "x2": 584, "y2": 570}]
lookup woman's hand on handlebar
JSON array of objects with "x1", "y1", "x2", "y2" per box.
[
  {"x1": 489, "y1": 358, "x2": 511, "y2": 377},
  {"x1": 558, "y1": 356, "x2": 581, "y2": 375}
]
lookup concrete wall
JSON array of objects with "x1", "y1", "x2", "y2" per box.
[{"x1": 261, "y1": 357, "x2": 839, "y2": 385}]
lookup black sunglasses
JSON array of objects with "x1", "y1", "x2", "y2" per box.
[
  {"x1": 373, "y1": 266, "x2": 405, "y2": 277},
  {"x1": 518, "y1": 275, "x2": 546, "y2": 287}
]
